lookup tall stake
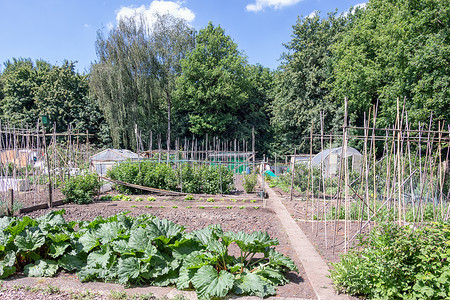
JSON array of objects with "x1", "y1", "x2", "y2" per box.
[{"x1": 343, "y1": 98, "x2": 349, "y2": 253}]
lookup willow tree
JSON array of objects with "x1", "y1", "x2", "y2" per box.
[
  {"x1": 90, "y1": 13, "x2": 195, "y2": 150},
  {"x1": 90, "y1": 15, "x2": 160, "y2": 149}
]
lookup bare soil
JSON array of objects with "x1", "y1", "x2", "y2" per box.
[
  {"x1": 271, "y1": 186, "x2": 370, "y2": 264},
  {"x1": 12, "y1": 190, "x2": 316, "y2": 299}
]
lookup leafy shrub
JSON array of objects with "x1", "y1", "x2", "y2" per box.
[
  {"x1": 107, "y1": 161, "x2": 234, "y2": 195},
  {"x1": 243, "y1": 174, "x2": 258, "y2": 193},
  {"x1": 330, "y1": 222, "x2": 450, "y2": 299},
  {"x1": 184, "y1": 194, "x2": 194, "y2": 201},
  {"x1": 61, "y1": 172, "x2": 101, "y2": 204}
]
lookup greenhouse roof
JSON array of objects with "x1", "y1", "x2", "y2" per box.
[
  {"x1": 311, "y1": 147, "x2": 362, "y2": 166},
  {"x1": 90, "y1": 149, "x2": 140, "y2": 162}
]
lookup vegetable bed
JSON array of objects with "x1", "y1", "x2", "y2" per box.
[{"x1": 14, "y1": 201, "x2": 315, "y2": 299}]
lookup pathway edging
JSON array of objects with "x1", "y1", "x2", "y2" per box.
[{"x1": 265, "y1": 184, "x2": 348, "y2": 300}]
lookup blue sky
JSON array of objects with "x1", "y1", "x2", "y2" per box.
[{"x1": 0, "y1": 0, "x2": 365, "y2": 73}]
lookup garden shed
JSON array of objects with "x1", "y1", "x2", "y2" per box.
[
  {"x1": 310, "y1": 146, "x2": 363, "y2": 178},
  {"x1": 90, "y1": 149, "x2": 140, "y2": 176}
]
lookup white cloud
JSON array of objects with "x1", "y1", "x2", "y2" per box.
[
  {"x1": 342, "y1": 2, "x2": 367, "y2": 17},
  {"x1": 83, "y1": 24, "x2": 90, "y2": 28},
  {"x1": 106, "y1": 22, "x2": 114, "y2": 31},
  {"x1": 246, "y1": 0, "x2": 303, "y2": 12},
  {"x1": 115, "y1": 1, "x2": 195, "y2": 28},
  {"x1": 305, "y1": 10, "x2": 318, "y2": 19}
]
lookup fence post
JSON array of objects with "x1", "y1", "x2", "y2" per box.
[
  {"x1": 7, "y1": 188, "x2": 13, "y2": 216},
  {"x1": 48, "y1": 182, "x2": 53, "y2": 208}
]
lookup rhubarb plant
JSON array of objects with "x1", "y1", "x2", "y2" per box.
[{"x1": 0, "y1": 211, "x2": 298, "y2": 299}]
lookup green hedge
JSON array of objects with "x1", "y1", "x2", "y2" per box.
[{"x1": 107, "y1": 161, "x2": 234, "y2": 194}]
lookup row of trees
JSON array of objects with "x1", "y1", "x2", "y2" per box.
[
  {"x1": 0, "y1": 58, "x2": 110, "y2": 145},
  {"x1": 89, "y1": 14, "x2": 272, "y2": 153},
  {"x1": 0, "y1": 0, "x2": 448, "y2": 156}
]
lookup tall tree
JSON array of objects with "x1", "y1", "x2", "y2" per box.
[
  {"x1": 90, "y1": 15, "x2": 161, "y2": 150},
  {"x1": 271, "y1": 12, "x2": 350, "y2": 153},
  {"x1": 174, "y1": 22, "x2": 250, "y2": 140},
  {"x1": 151, "y1": 13, "x2": 196, "y2": 150},
  {"x1": 90, "y1": 14, "x2": 195, "y2": 150},
  {"x1": 331, "y1": 0, "x2": 450, "y2": 128}
]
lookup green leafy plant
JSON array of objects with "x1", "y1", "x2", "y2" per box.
[
  {"x1": 331, "y1": 222, "x2": 450, "y2": 299},
  {"x1": 206, "y1": 198, "x2": 215, "y2": 202},
  {"x1": 107, "y1": 162, "x2": 234, "y2": 195},
  {"x1": 135, "y1": 197, "x2": 145, "y2": 202},
  {"x1": 147, "y1": 197, "x2": 156, "y2": 202},
  {"x1": 98, "y1": 195, "x2": 113, "y2": 201},
  {"x1": 61, "y1": 172, "x2": 101, "y2": 204},
  {"x1": 0, "y1": 211, "x2": 298, "y2": 299},
  {"x1": 226, "y1": 206, "x2": 232, "y2": 209},
  {"x1": 184, "y1": 195, "x2": 194, "y2": 201},
  {"x1": 239, "y1": 206, "x2": 245, "y2": 210},
  {"x1": 243, "y1": 174, "x2": 258, "y2": 193}
]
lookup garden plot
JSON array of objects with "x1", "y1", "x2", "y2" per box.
[{"x1": 16, "y1": 197, "x2": 316, "y2": 299}]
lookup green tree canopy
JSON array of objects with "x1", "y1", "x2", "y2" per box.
[
  {"x1": 0, "y1": 58, "x2": 109, "y2": 145},
  {"x1": 174, "y1": 22, "x2": 251, "y2": 139},
  {"x1": 331, "y1": 0, "x2": 450, "y2": 128},
  {"x1": 271, "y1": 12, "x2": 350, "y2": 153}
]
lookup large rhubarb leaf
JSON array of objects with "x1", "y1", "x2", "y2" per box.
[
  {"x1": 0, "y1": 265, "x2": 16, "y2": 279},
  {"x1": 117, "y1": 257, "x2": 140, "y2": 284},
  {"x1": 15, "y1": 227, "x2": 45, "y2": 251},
  {"x1": 37, "y1": 210, "x2": 66, "y2": 234},
  {"x1": 48, "y1": 241, "x2": 70, "y2": 258},
  {"x1": 111, "y1": 239, "x2": 134, "y2": 255},
  {"x1": 169, "y1": 238, "x2": 202, "y2": 260},
  {"x1": 96, "y1": 221, "x2": 122, "y2": 244},
  {"x1": 128, "y1": 227, "x2": 153, "y2": 251},
  {"x1": 193, "y1": 224, "x2": 223, "y2": 247},
  {"x1": 79, "y1": 230, "x2": 100, "y2": 252},
  {"x1": 24, "y1": 259, "x2": 58, "y2": 277},
  {"x1": 58, "y1": 253, "x2": 86, "y2": 271},
  {"x1": 146, "y1": 218, "x2": 184, "y2": 244},
  {"x1": 7, "y1": 216, "x2": 36, "y2": 238},
  {"x1": 266, "y1": 249, "x2": 298, "y2": 272},
  {"x1": 191, "y1": 265, "x2": 234, "y2": 300},
  {"x1": 87, "y1": 245, "x2": 114, "y2": 268},
  {"x1": 177, "y1": 266, "x2": 196, "y2": 289},
  {"x1": 234, "y1": 271, "x2": 276, "y2": 298},
  {"x1": 225, "y1": 230, "x2": 278, "y2": 253},
  {"x1": 47, "y1": 232, "x2": 71, "y2": 243},
  {"x1": 0, "y1": 217, "x2": 13, "y2": 231}
]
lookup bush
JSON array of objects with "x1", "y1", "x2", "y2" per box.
[
  {"x1": 243, "y1": 174, "x2": 258, "y2": 193},
  {"x1": 330, "y1": 222, "x2": 450, "y2": 299},
  {"x1": 61, "y1": 172, "x2": 101, "y2": 204}
]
